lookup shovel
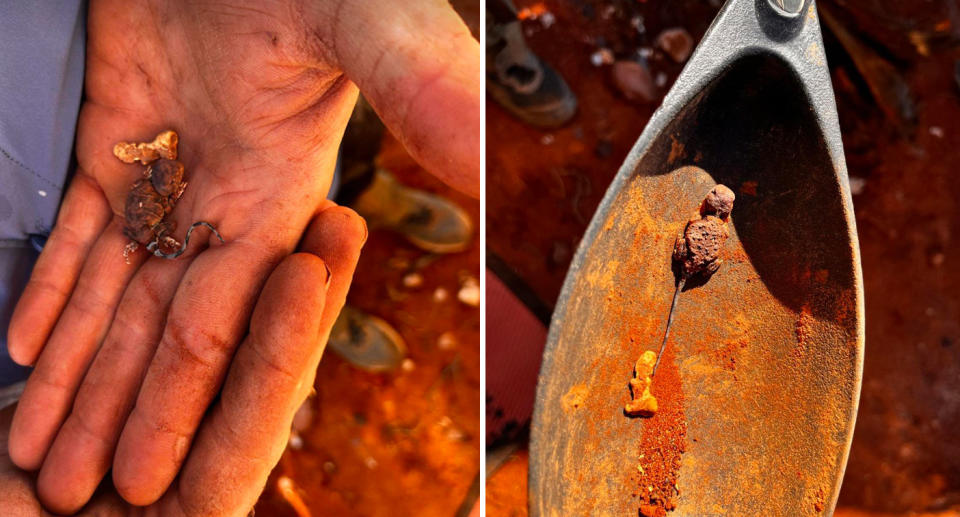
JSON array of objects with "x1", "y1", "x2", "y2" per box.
[{"x1": 529, "y1": 0, "x2": 864, "y2": 515}]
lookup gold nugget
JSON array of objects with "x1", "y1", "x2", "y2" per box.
[
  {"x1": 113, "y1": 129, "x2": 179, "y2": 164},
  {"x1": 625, "y1": 350, "x2": 658, "y2": 417}
]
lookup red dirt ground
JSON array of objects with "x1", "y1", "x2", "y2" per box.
[{"x1": 253, "y1": 133, "x2": 480, "y2": 517}]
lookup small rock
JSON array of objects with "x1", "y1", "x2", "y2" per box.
[
  {"x1": 929, "y1": 126, "x2": 944, "y2": 138},
  {"x1": 541, "y1": 134, "x2": 555, "y2": 145},
  {"x1": 288, "y1": 433, "x2": 303, "y2": 450},
  {"x1": 458, "y1": 277, "x2": 480, "y2": 307},
  {"x1": 539, "y1": 12, "x2": 555, "y2": 29},
  {"x1": 656, "y1": 27, "x2": 694, "y2": 63},
  {"x1": 590, "y1": 48, "x2": 615, "y2": 67},
  {"x1": 655, "y1": 71, "x2": 668, "y2": 88},
  {"x1": 364, "y1": 457, "x2": 378, "y2": 469},
  {"x1": 849, "y1": 176, "x2": 866, "y2": 196},
  {"x1": 611, "y1": 60, "x2": 657, "y2": 103},
  {"x1": 401, "y1": 358, "x2": 416, "y2": 372},
  {"x1": 446, "y1": 427, "x2": 466, "y2": 441},
  {"x1": 402, "y1": 272, "x2": 423, "y2": 288},
  {"x1": 323, "y1": 461, "x2": 337, "y2": 474},
  {"x1": 433, "y1": 287, "x2": 449, "y2": 302},
  {"x1": 438, "y1": 331, "x2": 458, "y2": 350}
]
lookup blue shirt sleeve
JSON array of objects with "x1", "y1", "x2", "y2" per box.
[{"x1": 0, "y1": 1, "x2": 87, "y2": 387}]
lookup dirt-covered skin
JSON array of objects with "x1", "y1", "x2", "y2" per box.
[{"x1": 0, "y1": 202, "x2": 366, "y2": 517}]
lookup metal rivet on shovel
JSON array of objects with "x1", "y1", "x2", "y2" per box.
[{"x1": 768, "y1": 0, "x2": 804, "y2": 17}]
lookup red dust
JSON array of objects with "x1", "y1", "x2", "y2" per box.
[{"x1": 634, "y1": 344, "x2": 686, "y2": 517}]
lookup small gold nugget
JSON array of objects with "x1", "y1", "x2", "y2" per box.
[
  {"x1": 625, "y1": 350, "x2": 658, "y2": 417},
  {"x1": 113, "y1": 129, "x2": 179, "y2": 164}
]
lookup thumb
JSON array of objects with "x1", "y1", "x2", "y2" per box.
[{"x1": 314, "y1": 0, "x2": 480, "y2": 198}]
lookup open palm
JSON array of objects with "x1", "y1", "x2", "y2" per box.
[
  {"x1": 6, "y1": 0, "x2": 479, "y2": 513},
  {"x1": 3, "y1": 198, "x2": 368, "y2": 517}
]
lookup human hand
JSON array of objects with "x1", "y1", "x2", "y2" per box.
[
  {"x1": 1, "y1": 200, "x2": 366, "y2": 515},
  {"x1": 6, "y1": 0, "x2": 477, "y2": 512}
]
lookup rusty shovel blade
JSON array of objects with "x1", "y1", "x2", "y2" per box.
[{"x1": 529, "y1": 0, "x2": 864, "y2": 516}]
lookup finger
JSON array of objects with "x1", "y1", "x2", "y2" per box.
[
  {"x1": 0, "y1": 405, "x2": 46, "y2": 515},
  {"x1": 35, "y1": 257, "x2": 191, "y2": 515},
  {"x1": 159, "y1": 205, "x2": 365, "y2": 516},
  {"x1": 300, "y1": 203, "x2": 367, "y2": 336},
  {"x1": 111, "y1": 240, "x2": 285, "y2": 505},
  {"x1": 7, "y1": 171, "x2": 113, "y2": 366},
  {"x1": 8, "y1": 221, "x2": 146, "y2": 471},
  {"x1": 315, "y1": 0, "x2": 481, "y2": 198}
]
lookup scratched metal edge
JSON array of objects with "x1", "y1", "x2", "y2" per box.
[{"x1": 528, "y1": 0, "x2": 865, "y2": 515}]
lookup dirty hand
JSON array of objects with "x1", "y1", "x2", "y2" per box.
[
  {"x1": 5, "y1": 0, "x2": 477, "y2": 513},
  {"x1": 1, "y1": 201, "x2": 365, "y2": 515}
]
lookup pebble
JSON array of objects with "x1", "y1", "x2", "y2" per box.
[
  {"x1": 849, "y1": 176, "x2": 866, "y2": 196},
  {"x1": 458, "y1": 277, "x2": 480, "y2": 307},
  {"x1": 402, "y1": 272, "x2": 424, "y2": 288},
  {"x1": 539, "y1": 12, "x2": 556, "y2": 29},
  {"x1": 401, "y1": 358, "x2": 416, "y2": 372},
  {"x1": 446, "y1": 427, "x2": 466, "y2": 441},
  {"x1": 655, "y1": 27, "x2": 694, "y2": 63},
  {"x1": 433, "y1": 287, "x2": 449, "y2": 302},
  {"x1": 590, "y1": 48, "x2": 615, "y2": 67},
  {"x1": 611, "y1": 60, "x2": 657, "y2": 103},
  {"x1": 655, "y1": 71, "x2": 668, "y2": 88},
  {"x1": 288, "y1": 433, "x2": 303, "y2": 450},
  {"x1": 438, "y1": 331, "x2": 458, "y2": 350}
]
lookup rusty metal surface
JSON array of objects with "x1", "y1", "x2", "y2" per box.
[{"x1": 529, "y1": 0, "x2": 864, "y2": 516}]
